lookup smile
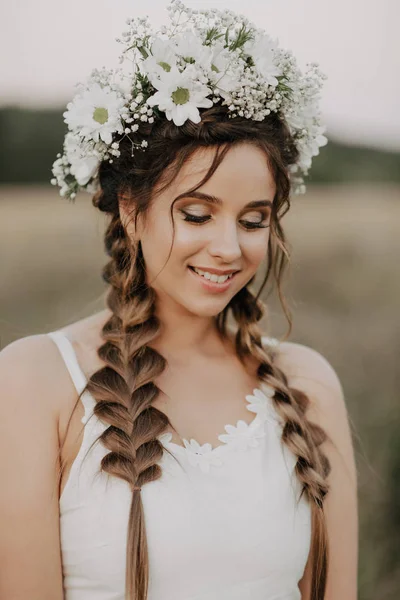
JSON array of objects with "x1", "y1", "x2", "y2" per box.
[{"x1": 187, "y1": 266, "x2": 239, "y2": 293}]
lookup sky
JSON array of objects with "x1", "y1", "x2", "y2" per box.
[{"x1": 1, "y1": 0, "x2": 399, "y2": 150}]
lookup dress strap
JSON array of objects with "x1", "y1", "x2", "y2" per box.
[
  {"x1": 47, "y1": 331, "x2": 88, "y2": 394},
  {"x1": 47, "y1": 331, "x2": 95, "y2": 424}
]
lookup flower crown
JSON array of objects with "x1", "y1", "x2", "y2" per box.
[{"x1": 51, "y1": 0, "x2": 328, "y2": 200}]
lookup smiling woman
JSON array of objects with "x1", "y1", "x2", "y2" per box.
[{"x1": 0, "y1": 2, "x2": 357, "y2": 600}]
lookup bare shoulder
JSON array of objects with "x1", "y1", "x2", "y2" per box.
[
  {"x1": 0, "y1": 330, "x2": 85, "y2": 430},
  {"x1": 274, "y1": 340, "x2": 346, "y2": 421},
  {"x1": 0, "y1": 334, "x2": 68, "y2": 415},
  {"x1": 272, "y1": 339, "x2": 357, "y2": 481},
  {"x1": 0, "y1": 308, "x2": 110, "y2": 412},
  {"x1": 0, "y1": 332, "x2": 65, "y2": 452}
]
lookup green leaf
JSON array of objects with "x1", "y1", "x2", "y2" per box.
[
  {"x1": 205, "y1": 27, "x2": 224, "y2": 45},
  {"x1": 138, "y1": 46, "x2": 149, "y2": 60},
  {"x1": 225, "y1": 27, "x2": 230, "y2": 46},
  {"x1": 229, "y1": 24, "x2": 254, "y2": 52}
]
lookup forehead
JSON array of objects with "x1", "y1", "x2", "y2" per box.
[{"x1": 159, "y1": 142, "x2": 276, "y2": 204}]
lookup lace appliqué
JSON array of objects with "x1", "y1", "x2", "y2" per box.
[{"x1": 158, "y1": 381, "x2": 280, "y2": 473}]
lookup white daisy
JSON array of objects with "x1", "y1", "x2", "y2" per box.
[
  {"x1": 245, "y1": 385, "x2": 278, "y2": 424},
  {"x1": 243, "y1": 33, "x2": 281, "y2": 87},
  {"x1": 208, "y1": 42, "x2": 238, "y2": 97},
  {"x1": 70, "y1": 155, "x2": 99, "y2": 187},
  {"x1": 64, "y1": 133, "x2": 100, "y2": 186},
  {"x1": 218, "y1": 419, "x2": 266, "y2": 451},
  {"x1": 182, "y1": 439, "x2": 224, "y2": 473},
  {"x1": 173, "y1": 32, "x2": 213, "y2": 71},
  {"x1": 146, "y1": 65, "x2": 213, "y2": 126},
  {"x1": 64, "y1": 83, "x2": 126, "y2": 145},
  {"x1": 142, "y1": 37, "x2": 178, "y2": 82}
]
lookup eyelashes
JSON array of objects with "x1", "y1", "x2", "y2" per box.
[{"x1": 181, "y1": 212, "x2": 270, "y2": 230}]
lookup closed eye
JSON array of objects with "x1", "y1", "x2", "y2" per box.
[{"x1": 181, "y1": 212, "x2": 269, "y2": 230}]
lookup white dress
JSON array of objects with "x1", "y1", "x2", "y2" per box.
[{"x1": 48, "y1": 330, "x2": 311, "y2": 600}]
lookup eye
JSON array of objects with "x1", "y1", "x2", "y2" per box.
[{"x1": 180, "y1": 211, "x2": 270, "y2": 230}]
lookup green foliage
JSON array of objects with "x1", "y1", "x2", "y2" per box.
[
  {"x1": 204, "y1": 27, "x2": 225, "y2": 46},
  {"x1": 0, "y1": 107, "x2": 67, "y2": 184},
  {"x1": 309, "y1": 136, "x2": 400, "y2": 185},
  {"x1": 0, "y1": 106, "x2": 399, "y2": 185},
  {"x1": 228, "y1": 23, "x2": 254, "y2": 52}
]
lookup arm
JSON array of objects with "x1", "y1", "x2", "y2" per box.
[
  {"x1": 0, "y1": 336, "x2": 64, "y2": 600},
  {"x1": 277, "y1": 342, "x2": 358, "y2": 600}
]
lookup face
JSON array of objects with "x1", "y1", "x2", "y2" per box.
[{"x1": 122, "y1": 142, "x2": 276, "y2": 319}]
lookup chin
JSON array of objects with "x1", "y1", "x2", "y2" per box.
[{"x1": 183, "y1": 298, "x2": 233, "y2": 318}]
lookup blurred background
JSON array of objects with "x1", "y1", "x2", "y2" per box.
[{"x1": 0, "y1": 1, "x2": 399, "y2": 598}]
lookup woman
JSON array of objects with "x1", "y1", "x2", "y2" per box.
[{"x1": 0, "y1": 2, "x2": 358, "y2": 599}]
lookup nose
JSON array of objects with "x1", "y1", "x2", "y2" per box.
[{"x1": 207, "y1": 219, "x2": 242, "y2": 264}]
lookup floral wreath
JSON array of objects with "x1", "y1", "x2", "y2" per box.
[{"x1": 51, "y1": 0, "x2": 328, "y2": 200}]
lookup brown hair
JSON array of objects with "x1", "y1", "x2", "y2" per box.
[{"x1": 59, "y1": 104, "x2": 331, "y2": 599}]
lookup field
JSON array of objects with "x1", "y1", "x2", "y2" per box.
[{"x1": 1, "y1": 183, "x2": 399, "y2": 599}]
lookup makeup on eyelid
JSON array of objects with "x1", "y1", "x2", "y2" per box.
[{"x1": 179, "y1": 209, "x2": 270, "y2": 229}]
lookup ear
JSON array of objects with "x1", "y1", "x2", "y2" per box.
[{"x1": 118, "y1": 195, "x2": 142, "y2": 242}]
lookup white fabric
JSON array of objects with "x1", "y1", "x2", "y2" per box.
[{"x1": 48, "y1": 330, "x2": 311, "y2": 600}]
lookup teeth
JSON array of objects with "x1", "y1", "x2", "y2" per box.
[{"x1": 192, "y1": 267, "x2": 234, "y2": 283}]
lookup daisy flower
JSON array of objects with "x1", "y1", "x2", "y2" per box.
[
  {"x1": 63, "y1": 83, "x2": 126, "y2": 145},
  {"x1": 245, "y1": 385, "x2": 278, "y2": 424},
  {"x1": 208, "y1": 42, "x2": 239, "y2": 98},
  {"x1": 244, "y1": 33, "x2": 281, "y2": 87},
  {"x1": 146, "y1": 65, "x2": 213, "y2": 126},
  {"x1": 173, "y1": 31, "x2": 213, "y2": 71},
  {"x1": 64, "y1": 133, "x2": 100, "y2": 186},
  {"x1": 142, "y1": 37, "x2": 179, "y2": 82},
  {"x1": 182, "y1": 439, "x2": 224, "y2": 473},
  {"x1": 218, "y1": 419, "x2": 266, "y2": 451}
]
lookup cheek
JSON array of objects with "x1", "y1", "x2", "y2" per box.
[
  {"x1": 169, "y1": 225, "x2": 205, "y2": 258},
  {"x1": 140, "y1": 226, "x2": 171, "y2": 272},
  {"x1": 243, "y1": 232, "x2": 270, "y2": 265},
  {"x1": 141, "y1": 222, "x2": 199, "y2": 273}
]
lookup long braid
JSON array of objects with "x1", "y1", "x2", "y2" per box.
[
  {"x1": 84, "y1": 202, "x2": 178, "y2": 599},
  {"x1": 226, "y1": 285, "x2": 331, "y2": 599}
]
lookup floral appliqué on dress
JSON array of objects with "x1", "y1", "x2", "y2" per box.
[{"x1": 158, "y1": 381, "x2": 280, "y2": 474}]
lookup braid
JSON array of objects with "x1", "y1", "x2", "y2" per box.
[
  {"x1": 84, "y1": 198, "x2": 179, "y2": 599},
  {"x1": 227, "y1": 286, "x2": 331, "y2": 599}
]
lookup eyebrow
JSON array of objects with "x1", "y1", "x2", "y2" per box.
[{"x1": 175, "y1": 190, "x2": 272, "y2": 209}]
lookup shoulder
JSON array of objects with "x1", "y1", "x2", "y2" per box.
[
  {"x1": 272, "y1": 340, "x2": 355, "y2": 462},
  {"x1": 0, "y1": 333, "x2": 60, "y2": 388},
  {"x1": 263, "y1": 335, "x2": 343, "y2": 395},
  {"x1": 0, "y1": 333, "x2": 79, "y2": 423},
  {"x1": 274, "y1": 339, "x2": 357, "y2": 480},
  {"x1": 274, "y1": 340, "x2": 345, "y2": 415}
]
